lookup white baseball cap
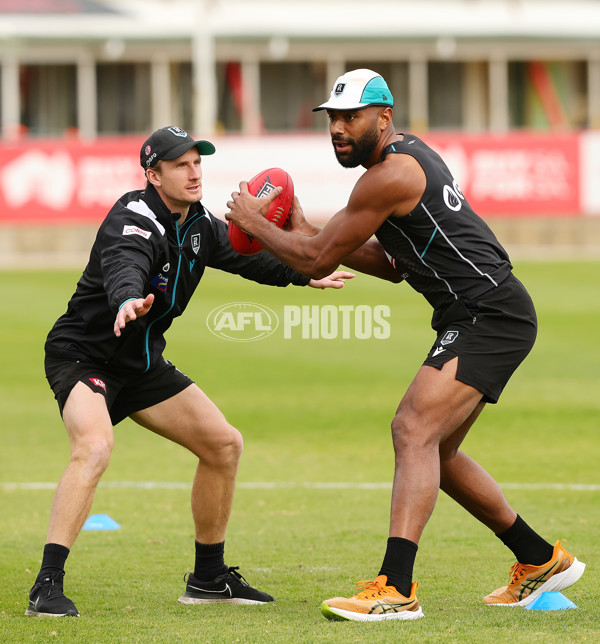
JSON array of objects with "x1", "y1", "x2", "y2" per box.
[{"x1": 313, "y1": 69, "x2": 394, "y2": 112}]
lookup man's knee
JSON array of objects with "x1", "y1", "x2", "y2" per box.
[
  {"x1": 390, "y1": 409, "x2": 437, "y2": 453},
  {"x1": 195, "y1": 424, "x2": 243, "y2": 468},
  {"x1": 70, "y1": 433, "x2": 113, "y2": 479}
]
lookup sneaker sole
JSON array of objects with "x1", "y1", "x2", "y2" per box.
[
  {"x1": 488, "y1": 557, "x2": 586, "y2": 608},
  {"x1": 24, "y1": 609, "x2": 80, "y2": 617},
  {"x1": 321, "y1": 601, "x2": 424, "y2": 622},
  {"x1": 178, "y1": 595, "x2": 270, "y2": 605}
]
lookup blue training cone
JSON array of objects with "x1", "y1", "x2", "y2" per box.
[
  {"x1": 82, "y1": 513, "x2": 121, "y2": 530},
  {"x1": 525, "y1": 591, "x2": 577, "y2": 611}
]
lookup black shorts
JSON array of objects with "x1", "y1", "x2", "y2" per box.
[
  {"x1": 44, "y1": 354, "x2": 194, "y2": 425},
  {"x1": 423, "y1": 274, "x2": 537, "y2": 404}
]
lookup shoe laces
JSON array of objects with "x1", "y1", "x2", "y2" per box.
[
  {"x1": 36, "y1": 571, "x2": 65, "y2": 598},
  {"x1": 226, "y1": 566, "x2": 249, "y2": 587},
  {"x1": 507, "y1": 541, "x2": 562, "y2": 586},
  {"x1": 507, "y1": 562, "x2": 528, "y2": 586},
  {"x1": 184, "y1": 566, "x2": 249, "y2": 586},
  {"x1": 353, "y1": 578, "x2": 391, "y2": 600}
]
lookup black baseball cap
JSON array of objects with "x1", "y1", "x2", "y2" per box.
[{"x1": 140, "y1": 126, "x2": 216, "y2": 169}]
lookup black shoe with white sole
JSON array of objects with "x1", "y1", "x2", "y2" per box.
[
  {"x1": 25, "y1": 571, "x2": 80, "y2": 617},
  {"x1": 178, "y1": 566, "x2": 275, "y2": 605}
]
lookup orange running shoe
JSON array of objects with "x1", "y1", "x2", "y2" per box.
[
  {"x1": 321, "y1": 575, "x2": 424, "y2": 622},
  {"x1": 484, "y1": 539, "x2": 585, "y2": 607}
]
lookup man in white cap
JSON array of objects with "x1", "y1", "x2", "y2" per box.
[{"x1": 225, "y1": 69, "x2": 585, "y2": 622}]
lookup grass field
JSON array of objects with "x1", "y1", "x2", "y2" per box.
[{"x1": 1, "y1": 261, "x2": 599, "y2": 642}]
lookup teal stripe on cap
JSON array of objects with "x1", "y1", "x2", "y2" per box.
[{"x1": 361, "y1": 77, "x2": 394, "y2": 107}]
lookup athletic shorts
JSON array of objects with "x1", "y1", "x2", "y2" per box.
[
  {"x1": 44, "y1": 354, "x2": 194, "y2": 425},
  {"x1": 423, "y1": 274, "x2": 537, "y2": 404}
]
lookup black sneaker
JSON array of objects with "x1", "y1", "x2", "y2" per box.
[
  {"x1": 178, "y1": 566, "x2": 275, "y2": 605},
  {"x1": 25, "y1": 571, "x2": 80, "y2": 617}
]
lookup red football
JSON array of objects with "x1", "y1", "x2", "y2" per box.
[{"x1": 228, "y1": 167, "x2": 294, "y2": 255}]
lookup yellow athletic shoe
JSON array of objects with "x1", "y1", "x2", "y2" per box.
[
  {"x1": 321, "y1": 575, "x2": 424, "y2": 622},
  {"x1": 484, "y1": 539, "x2": 585, "y2": 607}
]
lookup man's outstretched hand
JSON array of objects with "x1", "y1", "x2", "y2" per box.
[
  {"x1": 114, "y1": 294, "x2": 155, "y2": 337},
  {"x1": 308, "y1": 271, "x2": 355, "y2": 290}
]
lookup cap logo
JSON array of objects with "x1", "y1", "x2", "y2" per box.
[
  {"x1": 168, "y1": 126, "x2": 188, "y2": 138},
  {"x1": 144, "y1": 145, "x2": 151, "y2": 156},
  {"x1": 334, "y1": 83, "x2": 346, "y2": 96}
]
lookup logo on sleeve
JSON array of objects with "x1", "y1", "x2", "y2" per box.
[{"x1": 123, "y1": 225, "x2": 152, "y2": 239}]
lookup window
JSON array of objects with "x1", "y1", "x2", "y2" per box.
[
  {"x1": 96, "y1": 63, "x2": 151, "y2": 134},
  {"x1": 428, "y1": 62, "x2": 463, "y2": 129},
  {"x1": 171, "y1": 62, "x2": 193, "y2": 133},
  {"x1": 20, "y1": 64, "x2": 77, "y2": 137},
  {"x1": 216, "y1": 62, "x2": 242, "y2": 133},
  {"x1": 509, "y1": 60, "x2": 588, "y2": 130},
  {"x1": 260, "y1": 62, "x2": 326, "y2": 132}
]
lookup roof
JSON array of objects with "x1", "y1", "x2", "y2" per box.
[
  {"x1": 1, "y1": 0, "x2": 599, "y2": 42},
  {"x1": 0, "y1": 0, "x2": 116, "y2": 14}
]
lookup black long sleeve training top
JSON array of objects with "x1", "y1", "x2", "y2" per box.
[{"x1": 45, "y1": 184, "x2": 309, "y2": 373}]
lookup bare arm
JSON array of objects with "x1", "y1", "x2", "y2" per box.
[
  {"x1": 285, "y1": 196, "x2": 402, "y2": 283},
  {"x1": 342, "y1": 239, "x2": 404, "y2": 283},
  {"x1": 226, "y1": 155, "x2": 425, "y2": 279}
]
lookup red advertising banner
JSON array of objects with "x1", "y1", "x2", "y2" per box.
[
  {"x1": 0, "y1": 137, "x2": 145, "y2": 224},
  {"x1": 427, "y1": 132, "x2": 580, "y2": 217},
  {"x1": 0, "y1": 132, "x2": 582, "y2": 223}
]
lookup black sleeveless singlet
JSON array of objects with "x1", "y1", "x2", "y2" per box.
[{"x1": 374, "y1": 134, "x2": 512, "y2": 328}]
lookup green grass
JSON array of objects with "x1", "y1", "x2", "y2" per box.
[{"x1": 1, "y1": 262, "x2": 599, "y2": 642}]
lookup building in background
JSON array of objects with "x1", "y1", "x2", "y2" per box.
[
  {"x1": 1, "y1": 0, "x2": 599, "y2": 140},
  {"x1": 2, "y1": 0, "x2": 600, "y2": 259}
]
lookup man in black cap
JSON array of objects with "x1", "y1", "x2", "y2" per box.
[{"x1": 26, "y1": 125, "x2": 358, "y2": 617}]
